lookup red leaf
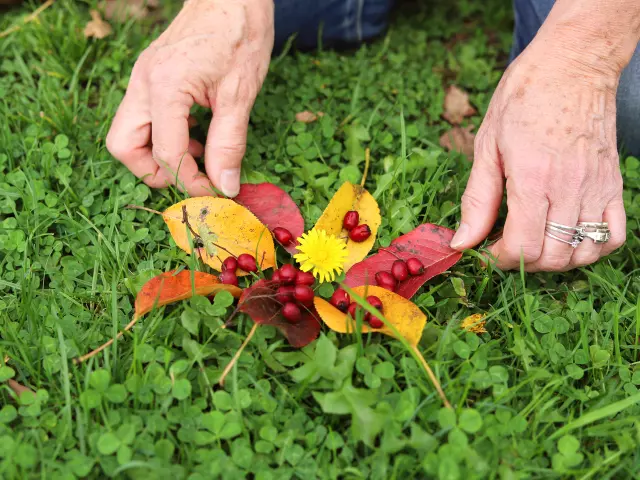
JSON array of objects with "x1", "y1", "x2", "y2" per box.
[
  {"x1": 234, "y1": 183, "x2": 305, "y2": 254},
  {"x1": 238, "y1": 280, "x2": 321, "y2": 347},
  {"x1": 344, "y1": 224, "x2": 462, "y2": 299}
]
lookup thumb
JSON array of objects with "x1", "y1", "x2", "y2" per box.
[
  {"x1": 451, "y1": 135, "x2": 504, "y2": 250},
  {"x1": 205, "y1": 94, "x2": 252, "y2": 198}
]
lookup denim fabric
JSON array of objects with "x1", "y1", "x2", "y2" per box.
[
  {"x1": 511, "y1": 0, "x2": 640, "y2": 156},
  {"x1": 274, "y1": 0, "x2": 394, "y2": 52}
]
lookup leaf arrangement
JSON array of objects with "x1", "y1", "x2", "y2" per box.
[{"x1": 79, "y1": 180, "x2": 463, "y2": 405}]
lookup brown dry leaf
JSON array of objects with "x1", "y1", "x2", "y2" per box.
[
  {"x1": 442, "y1": 85, "x2": 477, "y2": 124},
  {"x1": 314, "y1": 286, "x2": 426, "y2": 347},
  {"x1": 295, "y1": 111, "x2": 318, "y2": 123},
  {"x1": 102, "y1": 0, "x2": 158, "y2": 22},
  {"x1": 439, "y1": 125, "x2": 475, "y2": 158},
  {"x1": 163, "y1": 197, "x2": 276, "y2": 275},
  {"x1": 461, "y1": 313, "x2": 487, "y2": 334},
  {"x1": 84, "y1": 9, "x2": 112, "y2": 39},
  {"x1": 313, "y1": 182, "x2": 381, "y2": 272}
]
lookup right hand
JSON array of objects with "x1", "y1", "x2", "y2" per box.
[{"x1": 106, "y1": 0, "x2": 274, "y2": 197}]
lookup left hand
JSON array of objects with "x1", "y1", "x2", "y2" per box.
[{"x1": 449, "y1": 42, "x2": 626, "y2": 271}]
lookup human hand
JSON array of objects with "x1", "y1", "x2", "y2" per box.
[
  {"x1": 450, "y1": 43, "x2": 626, "y2": 271},
  {"x1": 106, "y1": 0, "x2": 274, "y2": 197}
]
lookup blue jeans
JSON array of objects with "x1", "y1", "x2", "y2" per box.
[{"x1": 274, "y1": 0, "x2": 640, "y2": 156}]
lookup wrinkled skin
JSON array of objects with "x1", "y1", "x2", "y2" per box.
[{"x1": 106, "y1": 0, "x2": 274, "y2": 197}]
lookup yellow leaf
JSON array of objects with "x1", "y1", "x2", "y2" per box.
[
  {"x1": 461, "y1": 313, "x2": 487, "y2": 334},
  {"x1": 314, "y1": 286, "x2": 426, "y2": 347},
  {"x1": 163, "y1": 198, "x2": 275, "y2": 275},
  {"x1": 313, "y1": 182, "x2": 381, "y2": 272}
]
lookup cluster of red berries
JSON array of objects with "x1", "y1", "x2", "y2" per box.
[
  {"x1": 271, "y1": 264, "x2": 315, "y2": 324},
  {"x1": 374, "y1": 257, "x2": 425, "y2": 292},
  {"x1": 343, "y1": 210, "x2": 371, "y2": 242},
  {"x1": 219, "y1": 253, "x2": 258, "y2": 287},
  {"x1": 329, "y1": 288, "x2": 385, "y2": 328}
]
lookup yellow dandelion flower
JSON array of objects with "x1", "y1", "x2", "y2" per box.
[{"x1": 294, "y1": 229, "x2": 348, "y2": 283}]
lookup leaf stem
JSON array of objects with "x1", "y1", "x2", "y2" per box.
[
  {"x1": 411, "y1": 345, "x2": 452, "y2": 409},
  {"x1": 0, "y1": 0, "x2": 55, "y2": 39},
  {"x1": 218, "y1": 323, "x2": 259, "y2": 387},
  {"x1": 126, "y1": 204, "x2": 165, "y2": 216},
  {"x1": 361, "y1": 147, "x2": 370, "y2": 186},
  {"x1": 74, "y1": 316, "x2": 140, "y2": 364}
]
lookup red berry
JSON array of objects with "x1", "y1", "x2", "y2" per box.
[
  {"x1": 279, "y1": 264, "x2": 297, "y2": 284},
  {"x1": 219, "y1": 270, "x2": 238, "y2": 287},
  {"x1": 347, "y1": 302, "x2": 359, "y2": 318},
  {"x1": 406, "y1": 258, "x2": 425, "y2": 276},
  {"x1": 329, "y1": 288, "x2": 350, "y2": 312},
  {"x1": 222, "y1": 256, "x2": 237, "y2": 272},
  {"x1": 349, "y1": 224, "x2": 371, "y2": 242},
  {"x1": 366, "y1": 295, "x2": 383, "y2": 312},
  {"x1": 272, "y1": 270, "x2": 282, "y2": 283},
  {"x1": 391, "y1": 260, "x2": 409, "y2": 281},
  {"x1": 343, "y1": 211, "x2": 359, "y2": 231},
  {"x1": 237, "y1": 253, "x2": 257, "y2": 272},
  {"x1": 368, "y1": 315, "x2": 384, "y2": 328},
  {"x1": 273, "y1": 227, "x2": 293, "y2": 245},
  {"x1": 295, "y1": 270, "x2": 315, "y2": 286},
  {"x1": 375, "y1": 271, "x2": 397, "y2": 292},
  {"x1": 282, "y1": 302, "x2": 301, "y2": 323},
  {"x1": 294, "y1": 285, "x2": 314, "y2": 306},
  {"x1": 276, "y1": 286, "x2": 295, "y2": 303}
]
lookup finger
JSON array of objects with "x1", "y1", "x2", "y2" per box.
[
  {"x1": 150, "y1": 90, "x2": 214, "y2": 197},
  {"x1": 600, "y1": 199, "x2": 626, "y2": 257},
  {"x1": 205, "y1": 78, "x2": 253, "y2": 198},
  {"x1": 107, "y1": 92, "x2": 167, "y2": 188},
  {"x1": 529, "y1": 197, "x2": 581, "y2": 272},
  {"x1": 487, "y1": 180, "x2": 547, "y2": 270},
  {"x1": 569, "y1": 206, "x2": 604, "y2": 268},
  {"x1": 451, "y1": 133, "x2": 504, "y2": 250},
  {"x1": 189, "y1": 138, "x2": 204, "y2": 158}
]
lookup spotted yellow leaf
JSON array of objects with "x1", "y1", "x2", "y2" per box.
[
  {"x1": 313, "y1": 182, "x2": 381, "y2": 272},
  {"x1": 461, "y1": 313, "x2": 487, "y2": 334},
  {"x1": 163, "y1": 198, "x2": 276, "y2": 275}
]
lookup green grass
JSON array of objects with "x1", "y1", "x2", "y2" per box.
[{"x1": 1, "y1": 0, "x2": 640, "y2": 478}]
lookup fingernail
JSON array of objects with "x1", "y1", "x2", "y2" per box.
[
  {"x1": 220, "y1": 168, "x2": 240, "y2": 197},
  {"x1": 450, "y1": 223, "x2": 469, "y2": 249}
]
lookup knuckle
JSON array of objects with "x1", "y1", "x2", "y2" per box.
[
  {"x1": 215, "y1": 142, "x2": 246, "y2": 160},
  {"x1": 538, "y1": 253, "x2": 571, "y2": 271},
  {"x1": 502, "y1": 240, "x2": 543, "y2": 264},
  {"x1": 571, "y1": 252, "x2": 600, "y2": 268},
  {"x1": 105, "y1": 131, "x2": 128, "y2": 161},
  {"x1": 461, "y1": 190, "x2": 486, "y2": 214}
]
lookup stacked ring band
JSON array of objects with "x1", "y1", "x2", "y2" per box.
[{"x1": 544, "y1": 221, "x2": 610, "y2": 248}]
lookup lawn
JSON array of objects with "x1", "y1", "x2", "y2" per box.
[{"x1": 1, "y1": 0, "x2": 640, "y2": 479}]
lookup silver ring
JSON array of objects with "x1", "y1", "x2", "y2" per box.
[
  {"x1": 544, "y1": 230, "x2": 583, "y2": 248},
  {"x1": 583, "y1": 230, "x2": 611, "y2": 244},
  {"x1": 546, "y1": 221, "x2": 579, "y2": 233},
  {"x1": 577, "y1": 221, "x2": 608, "y2": 230},
  {"x1": 545, "y1": 220, "x2": 610, "y2": 246}
]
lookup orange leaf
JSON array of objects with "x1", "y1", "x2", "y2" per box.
[
  {"x1": 135, "y1": 270, "x2": 241, "y2": 318},
  {"x1": 75, "y1": 270, "x2": 241, "y2": 364},
  {"x1": 461, "y1": 313, "x2": 487, "y2": 334},
  {"x1": 442, "y1": 85, "x2": 477, "y2": 125},
  {"x1": 313, "y1": 182, "x2": 381, "y2": 272},
  {"x1": 314, "y1": 286, "x2": 426, "y2": 347},
  {"x1": 163, "y1": 197, "x2": 276, "y2": 275}
]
